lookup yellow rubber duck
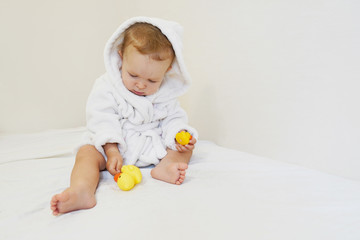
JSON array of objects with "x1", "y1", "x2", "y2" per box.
[
  {"x1": 175, "y1": 131, "x2": 192, "y2": 145},
  {"x1": 114, "y1": 165, "x2": 142, "y2": 191}
]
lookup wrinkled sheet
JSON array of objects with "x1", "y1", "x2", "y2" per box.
[{"x1": 1, "y1": 128, "x2": 360, "y2": 240}]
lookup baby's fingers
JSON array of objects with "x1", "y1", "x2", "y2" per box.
[
  {"x1": 116, "y1": 158, "x2": 123, "y2": 173},
  {"x1": 176, "y1": 143, "x2": 195, "y2": 152},
  {"x1": 176, "y1": 144, "x2": 184, "y2": 152},
  {"x1": 189, "y1": 137, "x2": 197, "y2": 145},
  {"x1": 106, "y1": 159, "x2": 118, "y2": 175},
  {"x1": 108, "y1": 165, "x2": 117, "y2": 176},
  {"x1": 184, "y1": 144, "x2": 195, "y2": 151},
  {"x1": 175, "y1": 144, "x2": 187, "y2": 152}
]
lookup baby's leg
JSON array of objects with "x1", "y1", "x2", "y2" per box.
[
  {"x1": 50, "y1": 145, "x2": 106, "y2": 215},
  {"x1": 150, "y1": 149, "x2": 192, "y2": 185}
]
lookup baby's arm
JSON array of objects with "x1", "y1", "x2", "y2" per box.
[{"x1": 103, "y1": 143, "x2": 123, "y2": 175}]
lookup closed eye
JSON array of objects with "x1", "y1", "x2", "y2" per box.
[{"x1": 129, "y1": 72, "x2": 138, "y2": 78}]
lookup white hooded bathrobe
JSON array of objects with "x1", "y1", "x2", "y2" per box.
[{"x1": 81, "y1": 17, "x2": 198, "y2": 167}]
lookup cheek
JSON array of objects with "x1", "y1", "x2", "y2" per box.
[
  {"x1": 152, "y1": 83, "x2": 162, "y2": 91},
  {"x1": 120, "y1": 71, "x2": 126, "y2": 81},
  {"x1": 122, "y1": 75, "x2": 132, "y2": 87}
]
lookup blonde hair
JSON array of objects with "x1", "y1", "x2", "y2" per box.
[{"x1": 119, "y1": 22, "x2": 175, "y2": 61}]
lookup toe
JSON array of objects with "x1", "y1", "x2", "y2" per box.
[
  {"x1": 50, "y1": 195, "x2": 57, "y2": 205},
  {"x1": 177, "y1": 162, "x2": 188, "y2": 171},
  {"x1": 56, "y1": 191, "x2": 70, "y2": 202},
  {"x1": 177, "y1": 177, "x2": 185, "y2": 184}
]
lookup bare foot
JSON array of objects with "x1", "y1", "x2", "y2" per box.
[
  {"x1": 151, "y1": 161, "x2": 188, "y2": 185},
  {"x1": 50, "y1": 187, "x2": 96, "y2": 216}
]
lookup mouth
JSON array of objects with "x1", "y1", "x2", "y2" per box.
[{"x1": 131, "y1": 90, "x2": 145, "y2": 96}]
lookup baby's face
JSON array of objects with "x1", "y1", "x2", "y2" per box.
[{"x1": 120, "y1": 45, "x2": 172, "y2": 96}]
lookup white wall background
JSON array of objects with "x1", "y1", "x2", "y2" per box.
[{"x1": 1, "y1": 0, "x2": 359, "y2": 180}]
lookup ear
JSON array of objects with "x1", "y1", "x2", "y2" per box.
[{"x1": 118, "y1": 50, "x2": 123, "y2": 60}]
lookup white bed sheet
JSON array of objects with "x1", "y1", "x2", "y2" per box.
[{"x1": 1, "y1": 128, "x2": 360, "y2": 240}]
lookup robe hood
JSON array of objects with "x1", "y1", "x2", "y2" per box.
[{"x1": 103, "y1": 16, "x2": 191, "y2": 104}]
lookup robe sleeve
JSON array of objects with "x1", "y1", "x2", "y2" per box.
[
  {"x1": 82, "y1": 77, "x2": 126, "y2": 158},
  {"x1": 160, "y1": 99, "x2": 198, "y2": 150}
]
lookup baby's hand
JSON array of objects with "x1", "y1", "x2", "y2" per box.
[
  {"x1": 176, "y1": 137, "x2": 197, "y2": 153},
  {"x1": 106, "y1": 152, "x2": 123, "y2": 176},
  {"x1": 104, "y1": 143, "x2": 123, "y2": 176}
]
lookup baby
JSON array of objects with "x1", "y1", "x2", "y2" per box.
[{"x1": 50, "y1": 17, "x2": 198, "y2": 215}]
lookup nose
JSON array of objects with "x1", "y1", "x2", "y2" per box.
[{"x1": 136, "y1": 81, "x2": 146, "y2": 90}]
